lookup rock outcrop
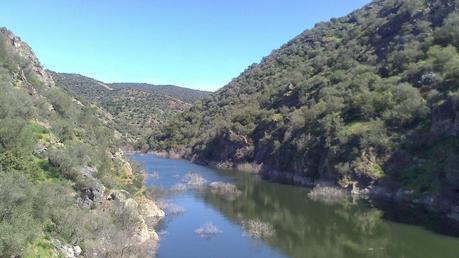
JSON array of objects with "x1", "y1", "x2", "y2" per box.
[
  {"x1": 93, "y1": 190, "x2": 164, "y2": 256},
  {"x1": 77, "y1": 166, "x2": 106, "y2": 208},
  {"x1": 0, "y1": 27, "x2": 55, "y2": 88},
  {"x1": 136, "y1": 195, "x2": 165, "y2": 231},
  {"x1": 52, "y1": 239, "x2": 82, "y2": 258}
]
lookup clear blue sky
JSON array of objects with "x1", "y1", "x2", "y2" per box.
[{"x1": 2, "y1": 0, "x2": 370, "y2": 91}]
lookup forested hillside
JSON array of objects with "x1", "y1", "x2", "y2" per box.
[
  {"x1": 0, "y1": 28, "x2": 163, "y2": 257},
  {"x1": 110, "y1": 82, "x2": 209, "y2": 104},
  {"x1": 51, "y1": 72, "x2": 210, "y2": 144},
  {"x1": 149, "y1": 0, "x2": 459, "y2": 197}
]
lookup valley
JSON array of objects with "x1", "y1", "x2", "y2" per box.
[
  {"x1": 50, "y1": 72, "x2": 210, "y2": 145},
  {"x1": 1, "y1": 0, "x2": 459, "y2": 257}
]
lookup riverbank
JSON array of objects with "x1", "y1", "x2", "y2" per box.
[
  {"x1": 134, "y1": 153, "x2": 459, "y2": 258},
  {"x1": 259, "y1": 166, "x2": 459, "y2": 230},
  {"x1": 142, "y1": 149, "x2": 459, "y2": 231}
]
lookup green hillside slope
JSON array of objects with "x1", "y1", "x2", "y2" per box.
[
  {"x1": 0, "y1": 28, "x2": 163, "y2": 257},
  {"x1": 110, "y1": 82, "x2": 209, "y2": 104},
  {"x1": 149, "y1": 0, "x2": 459, "y2": 197}
]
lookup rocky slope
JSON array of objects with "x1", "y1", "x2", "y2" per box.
[
  {"x1": 0, "y1": 28, "x2": 164, "y2": 257},
  {"x1": 51, "y1": 72, "x2": 210, "y2": 145},
  {"x1": 149, "y1": 0, "x2": 459, "y2": 207}
]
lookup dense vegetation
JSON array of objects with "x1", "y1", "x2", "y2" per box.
[
  {"x1": 110, "y1": 83, "x2": 209, "y2": 104},
  {"x1": 51, "y1": 72, "x2": 209, "y2": 144},
  {"x1": 149, "y1": 0, "x2": 459, "y2": 196},
  {"x1": 0, "y1": 28, "x2": 159, "y2": 257}
]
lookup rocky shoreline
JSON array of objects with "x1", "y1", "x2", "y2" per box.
[
  {"x1": 259, "y1": 165, "x2": 459, "y2": 229},
  {"x1": 142, "y1": 149, "x2": 459, "y2": 232}
]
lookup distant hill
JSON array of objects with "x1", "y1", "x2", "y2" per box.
[
  {"x1": 50, "y1": 72, "x2": 210, "y2": 145},
  {"x1": 149, "y1": 0, "x2": 459, "y2": 199},
  {"x1": 110, "y1": 82, "x2": 209, "y2": 104}
]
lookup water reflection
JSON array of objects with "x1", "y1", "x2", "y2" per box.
[
  {"x1": 133, "y1": 154, "x2": 459, "y2": 258},
  {"x1": 201, "y1": 172, "x2": 459, "y2": 258}
]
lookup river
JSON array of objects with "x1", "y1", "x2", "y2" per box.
[{"x1": 131, "y1": 153, "x2": 459, "y2": 258}]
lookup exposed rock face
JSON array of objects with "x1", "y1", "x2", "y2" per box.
[
  {"x1": 111, "y1": 149, "x2": 136, "y2": 184},
  {"x1": 0, "y1": 27, "x2": 55, "y2": 88},
  {"x1": 52, "y1": 239, "x2": 82, "y2": 258},
  {"x1": 95, "y1": 190, "x2": 164, "y2": 255},
  {"x1": 77, "y1": 166, "x2": 106, "y2": 208},
  {"x1": 136, "y1": 196, "x2": 165, "y2": 228},
  {"x1": 123, "y1": 198, "x2": 151, "y2": 243},
  {"x1": 196, "y1": 129, "x2": 252, "y2": 164},
  {"x1": 78, "y1": 182, "x2": 106, "y2": 208},
  {"x1": 33, "y1": 142, "x2": 47, "y2": 155},
  {"x1": 80, "y1": 165, "x2": 97, "y2": 178},
  {"x1": 122, "y1": 161, "x2": 134, "y2": 177}
]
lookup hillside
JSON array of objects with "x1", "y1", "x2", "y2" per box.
[
  {"x1": 149, "y1": 0, "x2": 459, "y2": 199},
  {"x1": 0, "y1": 28, "x2": 164, "y2": 257},
  {"x1": 110, "y1": 82, "x2": 209, "y2": 104},
  {"x1": 50, "y1": 72, "x2": 210, "y2": 145}
]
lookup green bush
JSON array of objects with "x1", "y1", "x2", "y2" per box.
[
  {"x1": 0, "y1": 118, "x2": 35, "y2": 154},
  {"x1": 0, "y1": 173, "x2": 40, "y2": 257}
]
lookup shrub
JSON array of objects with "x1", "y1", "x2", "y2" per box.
[
  {"x1": 47, "y1": 147, "x2": 81, "y2": 181},
  {"x1": 195, "y1": 222, "x2": 222, "y2": 239},
  {"x1": 434, "y1": 12, "x2": 459, "y2": 46},
  {"x1": 0, "y1": 118, "x2": 35, "y2": 154},
  {"x1": 182, "y1": 172, "x2": 208, "y2": 188},
  {"x1": 209, "y1": 181, "x2": 242, "y2": 200},
  {"x1": 0, "y1": 173, "x2": 40, "y2": 257},
  {"x1": 170, "y1": 183, "x2": 187, "y2": 192},
  {"x1": 382, "y1": 83, "x2": 429, "y2": 127},
  {"x1": 307, "y1": 185, "x2": 349, "y2": 204},
  {"x1": 241, "y1": 219, "x2": 275, "y2": 239}
]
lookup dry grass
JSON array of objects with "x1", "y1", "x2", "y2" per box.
[
  {"x1": 209, "y1": 181, "x2": 242, "y2": 200},
  {"x1": 195, "y1": 222, "x2": 222, "y2": 239},
  {"x1": 241, "y1": 219, "x2": 275, "y2": 239},
  {"x1": 169, "y1": 183, "x2": 187, "y2": 192},
  {"x1": 307, "y1": 185, "x2": 349, "y2": 204},
  {"x1": 236, "y1": 162, "x2": 262, "y2": 173},
  {"x1": 182, "y1": 172, "x2": 208, "y2": 188}
]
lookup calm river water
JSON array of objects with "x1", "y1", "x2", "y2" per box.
[{"x1": 132, "y1": 153, "x2": 459, "y2": 258}]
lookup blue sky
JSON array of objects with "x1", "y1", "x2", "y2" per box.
[{"x1": 2, "y1": 1, "x2": 370, "y2": 91}]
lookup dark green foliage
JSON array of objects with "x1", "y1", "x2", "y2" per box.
[
  {"x1": 47, "y1": 145, "x2": 83, "y2": 181},
  {"x1": 151, "y1": 0, "x2": 459, "y2": 193},
  {"x1": 0, "y1": 173, "x2": 40, "y2": 257},
  {"x1": 0, "y1": 118, "x2": 34, "y2": 154},
  {"x1": 110, "y1": 82, "x2": 210, "y2": 104},
  {"x1": 434, "y1": 12, "x2": 459, "y2": 46},
  {"x1": 0, "y1": 82, "x2": 35, "y2": 119}
]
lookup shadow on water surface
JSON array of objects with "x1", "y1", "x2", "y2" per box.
[
  {"x1": 133, "y1": 154, "x2": 459, "y2": 258},
  {"x1": 200, "y1": 171, "x2": 459, "y2": 258},
  {"x1": 371, "y1": 199, "x2": 459, "y2": 237}
]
